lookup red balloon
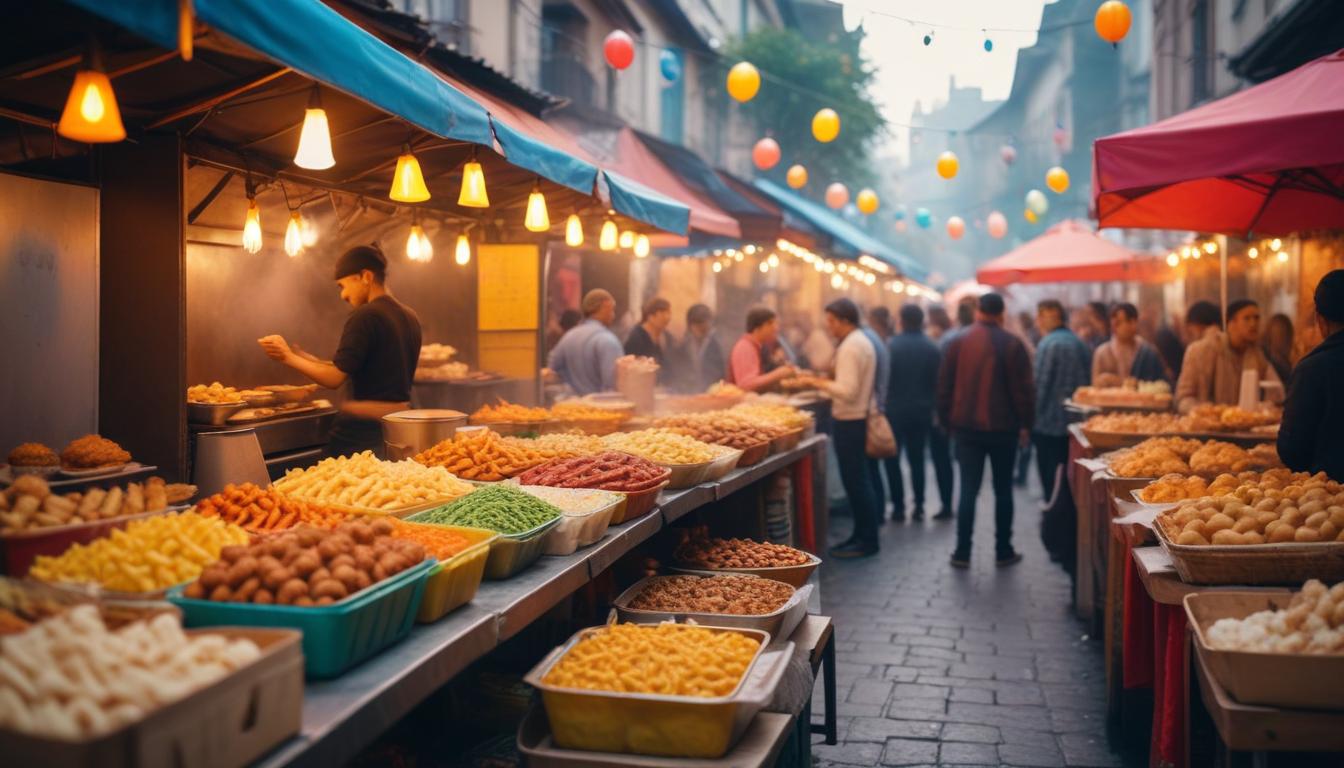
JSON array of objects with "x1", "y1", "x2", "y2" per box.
[
  {"x1": 752, "y1": 138, "x2": 781, "y2": 170},
  {"x1": 946, "y1": 216, "x2": 965, "y2": 240},
  {"x1": 986, "y1": 211, "x2": 1008, "y2": 239},
  {"x1": 604, "y1": 31, "x2": 635, "y2": 70}
]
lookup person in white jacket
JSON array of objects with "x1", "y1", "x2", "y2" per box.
[{"x1": 799, "y1": 298, "x2": 880, "y2": 558}]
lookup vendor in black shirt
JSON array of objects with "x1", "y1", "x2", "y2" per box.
[
  {"x1": 624, "y1": 296, "x2": 671, "y2": 381},
  {"x1": 1278, "y1": 269, "x2": 1344, "y2": 480},
  {"x1": 259, "y1": 244, "x2": 422, "y2": 458}
]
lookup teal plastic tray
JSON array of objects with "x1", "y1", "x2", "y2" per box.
[{"x1": 168, "y1": 558, "x2": 434, "y2": 679}]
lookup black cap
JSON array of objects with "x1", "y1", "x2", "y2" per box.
[
  {"x1": 334, "y1": 244, "x2": 387, "y2": 281},
  {"x1": 1316, "y1": 269, "x2": 1344, "y2": 323}
]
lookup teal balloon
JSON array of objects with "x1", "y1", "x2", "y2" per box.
[
  {"x1": 984, "y1": 38, "x2": 994, "y2": 52},
  {"x1": 659, "y1": 49, "x2": 681, "y2": 82},
  {"x1": 894, "y1": 206, "x2": 907, "y2": 221},
  {"x1": 915, "y1": 208, "x2": 932, "y2": 229}
]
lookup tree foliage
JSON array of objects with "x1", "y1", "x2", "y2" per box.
[{"x1": 714, "y1": 27, "x2": 886, "y2": 195}]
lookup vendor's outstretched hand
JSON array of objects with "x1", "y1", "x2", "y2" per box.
[{"x1": 258, "y1": 334, "x2": 292, "y2": 362}]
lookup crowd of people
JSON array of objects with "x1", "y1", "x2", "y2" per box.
[{"x1": 544, "y1": 270, "x2": 1344, "y2": 568}]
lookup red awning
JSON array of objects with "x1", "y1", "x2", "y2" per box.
[
  {"x1": 976, "y1": 220, "x2": 1164, "y2": 286},
  {"x1": 1093, "y1": 49, "x2": 1344, "y2": 236},
  {"x1": 610, "y1": 129, "x2": 742, "y2": 239}
]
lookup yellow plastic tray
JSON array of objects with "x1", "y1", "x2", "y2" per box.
[{"x1": 404, "y1": 523, "x2": 498, "y2": 623}]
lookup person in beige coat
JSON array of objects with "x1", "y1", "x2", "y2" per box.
[{"x1": 1175, "y1": 299, "x2": 1283, "y2": 413}]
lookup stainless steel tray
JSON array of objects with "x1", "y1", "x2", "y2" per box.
[{"x1": 612, "y1": 574, "x2": 812, "y2": 642}]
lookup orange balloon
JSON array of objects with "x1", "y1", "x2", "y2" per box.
[
  {"x1": 936, "y1": 151, "x2": 959, "y2": 180},
  {"x1": 752, "y1": 138, "x2": 781, "y2": 170},
  {"x1": 1094, "y1": 1, "x2": 1132, "y2": 45},
  {"x1": 786, "y1": 164, "x2": 808, "y2": 189}
]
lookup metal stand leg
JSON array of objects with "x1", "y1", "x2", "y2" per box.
[{"x1": 809, "y1": 632, "x2": 838, "y2": 745}]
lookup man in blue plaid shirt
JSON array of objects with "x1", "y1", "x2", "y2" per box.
[{"x1": 1032, "y1": 300, "x2": 1092, "y2": 501}]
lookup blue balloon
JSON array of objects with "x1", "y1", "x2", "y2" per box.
[
  {"x1": 984, "y1": 38, "x2": 994, "y2": 52},
  {"x1": 842, "y1": 203, "x2": 860, "y2": 221},
  {"x1": 659, "y1": 49, "x2": 682, "y2": 82},
  {"x1": 893, "y1": 206, "x2": 907, "y2": 221},
  {"x1": 915, "y1": 208, "x2": 932, "y2": 229}
]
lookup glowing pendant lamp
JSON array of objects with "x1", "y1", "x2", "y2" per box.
[
  {"x1": 389, "y1": 144, "x2": 430, "y2": 202},
  {"x1": 599, "y1": 219, "x2": 618, "y2": 251},
  {"x1": 455, "y1": 234, "x2": 471, "y2": 265},
  {"x1": 565, "y1": 214, "x2": 584, "y2": 247},
  {"x1": 618, "y1": 230, "x2": 635, "y2": 249},
  {"x1": 458, "y1": 150, "x2": 489, "y2": 208},
  {"x1": 57, "y1": 42, "x2": 125, "y2": 143},
  {"x1": 294, "y1": 87, "x2": 335, "y2": 169},
  {"x1": 284, "y1": 212, "x2": 303, "y2": 257},
  {"x1": 406, "y1": 224, "x2": 432, "y2": 263},
  {"x1": 524, "y1": 181, "x2": 550, "y2": 232},
  {"x1": 242, "y1": 198, "x2": 262, "y2": 254},
  {"x1": 634, "y1": 234, "x2": 650, "y2": 258}
]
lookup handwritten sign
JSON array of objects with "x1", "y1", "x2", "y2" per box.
[{"x1": 477, "y1": 244, "x2": 539, "y2": 331}]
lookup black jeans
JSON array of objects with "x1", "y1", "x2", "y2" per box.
[
  {"x1": 928, "y1": 422, "x2": 955, "y2": 512},
  {"x1": 954, "y1": 429, "x2": 1018, "y2": 557},
  {"x1": 1033, "y1": 432, "x2": 1070, "y2": 502},
  {"x1": 834, "y1": 418, "x2": 881, "y2": 548},
  {"x1": 883, "y1": 411, "x2": 931, "y2": 511}
]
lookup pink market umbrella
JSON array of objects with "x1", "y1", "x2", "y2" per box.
[
  {"x1": 975, "y1": 220, "x2": 1163, "y2": 286},
  {"x1": 1092, "y1": 49, "x2": 1344, "y2": 236}
]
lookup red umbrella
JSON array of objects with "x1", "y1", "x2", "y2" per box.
[
  {"x1": 976, "y1": 220, "x2": 1163, "y2": 286},
  {"x1": 1093, "y1": 49, "x2": 1344, "y2": 236}
]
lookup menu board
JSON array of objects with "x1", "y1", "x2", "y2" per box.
[{"x1": 477, "y1": 244, "x2": 539, "y2": 331}]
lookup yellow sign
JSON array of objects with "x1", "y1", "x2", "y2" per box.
[{"x1": 477, "y1": 243, "x2": 539, "y2": 331}]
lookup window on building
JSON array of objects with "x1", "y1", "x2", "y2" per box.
[
  {"x1": 660, "y1": 48, "x2": 684, "y2": 144},
  {"x1": 1191, "y1": 0, "x2": 1210, "y2": 103},
  {"x1": 540, "y1": 4, "x2": 594, "y2": 106}
]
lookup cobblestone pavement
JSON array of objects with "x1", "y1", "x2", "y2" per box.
[{"x1": 811, "y1": 472, "x2": 1134, "y2": 768}]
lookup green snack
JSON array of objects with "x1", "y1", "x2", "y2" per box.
[{"x1": 415, "y1": 485, "x2": 561, "y2": 534}]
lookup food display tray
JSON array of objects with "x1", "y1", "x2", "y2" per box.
[
  {"x1": 468, "y1": 419, "x2": 555, "y2": 437},
  {"x1": 612, "y1": 575, "x2": 813, "y2": 641},
  {"x1": 0, "y1": 508, "x2": 178, "y2": 576},
  {"x1": 1185, "y1": 591, "x2": 1344, "y2": 710},
  {"x1": 514, "y1": 487, "x2": 622, "y2": 556},
  {"x1": 407, "y1": 511, "x2": 561, "y2": 580},
  {"x1": 610, "y1": 480, "x2": 670, "y2": 525},
  {"x1": 770, "y1": 429, "x2": 805, "y2": 454},
  {"x1": 671, "y1": 552, "x2": 822, "y2": 588},
  {"x1": 735, "y1": 441, "x2": 772, "y2": 469},
  {"x1": 280, "y1": 494, "x2": 459, "y2": 520},
  {"x1": 1155, "y1": 523, "x2": 1344, "y2": 585},
  {"x1": 187, "y1": 401, "x2": 247, "y2": 426},
  {"x1": 399, "y1": 523, "x2": 497, "y2": 623},
  {"x1": 258, "y1": 383, "x2": 318, "y2": 403},
  {"x1": 659, "y1": 459, "x2": 715, "y2": 490},
  {"x1": 524, "y1": 624, "x2": 792, "y2": 759},
  {"x1": 1079, "y1": 429, "x2": 1152, "y2": 451},
  {"x1": 169, "y1": 558, "x2": 434, "y2": 678},
  {"x1": 1065, "y1": 397, "x2": 1172, "y2": 413},
  {"x1": 702, "y1": 448, "x2": 745, "y2": 483},
  {"x1": 0, "y1": 627, "x2": 302, "y2": 768}
]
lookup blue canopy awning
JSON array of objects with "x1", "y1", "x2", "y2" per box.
[
  {"x1": 604, "y1": 171, "x2": 691, "y2": 237},
  {"x1": 753, "y1": 180, "x2": 928, "y2": 280}
]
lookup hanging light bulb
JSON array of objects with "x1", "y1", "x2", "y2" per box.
[
  {"x1": 565, "y1": 214, "x2": 584, "y2": 247},
  {"x1": 634, "y1": 234, "x2": 650, "y2": 258},
  {"x1": 1247, "y1": 247, "x2": 1259, "y2": 259},
  {"x1": 242, "y1": 197, "x2": 262, "y2": 254},
  {"x1": 406, "y1": 224, "x2": 432, "y2": 263},
  {"x1": 524, "y1": 181, "x2": 550, "y2": 232},
  {"x1": 1203, "y1": 241, "x2": 1217, "y2": 254},
  {"x1": 455, "y1": 234, "x2": 471, "y2": 265},
  {"x1": 712, "y1": 262, "x2": 723, "y2": 273},
  {"x1": 300, "y1": 215, "x2": 318, "y2": 248},
  {"x1": 57, "y1": 41, "x2": 125, "y2": 143},
  {"x1": 389, "y1": 144, "x2": 430, "y2": 202},
  {"x1": 1277, "y1": 250, "x2": 1288, "y2": 263},
  {"x1": 831, "y1": 274, "x2": 844, "y2": 289},
  {"x1": 284, "y1": 212, "x2": 303, "y2": 257},
  {"x1": 734, "y1": 251, "x2": 744, "y2": 263},
  {"x1": 294, "y1": 87, "x2": 335, "y2": 170},
  {"x1": 458, "y1": 150, "x2": 489, "y2": 208},
  {"x1": 619, "y1": 230, "x2": 635, "y2": 249},
  {"x1": 1270, "y1": 238, "x2": 1282, "y2": 252},
  {"x1": 767, "y1": 253, "x2": 780, "y2": 268},
  {"x1": 1166, "y1": 253, "x2": 1179, "y2": 268},
  {"x1": 599, "y1": 219, "x2": 618, "y2": 251},
  {"x1": 759, "y1": 261, "x2": 769, "y2": 274}
]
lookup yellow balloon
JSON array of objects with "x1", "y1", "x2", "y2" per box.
[
  {"x1": 1046, "y1": 166, "x2": 1070, "y2": 194},
  {"x1": 856, "y1": 189, "x2": 879, "y2": 215},
  {"x1": 936, "y1": 151, "x2": 959, "y2": 180},
  {"x1": 812, "y1": 109, "x2": 840, "y2": 143},
  {"x1": 1024, "y1": 209, "x2": 1039, "y2": 224},
  {"x1": 786, "y1": 164, "x2": 808, "y2": 189},
  {"x1": 726, "y1": 62, "x2": 761, "y2": 102}
]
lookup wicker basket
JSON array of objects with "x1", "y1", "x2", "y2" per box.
[
  {"x1": 1079, "y1": 428, "x2": 1152, "y2": 451},
  {"x1": 1155, "y1": 524, "x2": 1344, "y2": 585}
]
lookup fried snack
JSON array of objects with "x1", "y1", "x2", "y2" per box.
[
  {"x1": 413, "y1": 429, "x2": 551, "y2": 481},
  {"x1": 500, "y1": 433, "x2": 603, "y2": 461},
  {"x1": 1185, "y1": 404, "x2": 1281, "y2": 432},
  {"x1": 652, "y1": 412, "x2": 786, "y2": 450},
  {"x1": 1155, "y1": 470, "x2": 1344, "y2": 545},
  {"x1": 600, "y1": 428, "x2": 718, "y2": 465},
  {"x1": 675, "y1": 534, "x2": 810, "y2": 568},
  {"x1": 729, "y1": 403, "x2": 813, "y2": 431},
  {"x1": 194, "y1": 482, "x2": 350, "y2": 532},
  {"x1": 707, "y1": 381, "x2": 746, "y2": 397},
  {"x1": 1083, "y1": 411, "x2": 1185, "y2": 434},
  {"x1": 181, "y1": 518, "x2": 425, "y2": 605},
  {"x1": 187, "y1": 382, "x2": 244, "y2": 404},
  {"x1": 1140, "y1": 473, "x2": 1212, "y2": 503},
  {"x1": 1073, "y1": 381, "x2": 1172, "y2": 408},
  {"x1": 470, "y1": 399, "x2": 551, "y2": 423},
  {"x1": 28, "y1": 512, "x2": 249, "y2": 592},
  {"x1": 0, "y1": 476, "x2": 175, "y2": 532},
  {"x1": 627, "y1": 575, "x2": 794, "y2": 615},
  {"x1": 1206, "y1": 579, "x2": 1344, "y2": 654},
  {"x1": 1106, "y1": 437, "x2": 1281, "y2": 479},
  {"x1": 276, "y1": 451, "x2": 473, "y2": 510},
  {"x1": 1188, "y1": 440, "x2": 1276, "y2": 475},
  {"x1": 542, "y1": 623, "x2": 759, "y2": 697},
  {"x1": 7, "y1": 442, "x2": 58, "y2": 468},
  {"x1": 58, "y1": 434, "x2": 131, "y2": 470},
  {"x1": 0, "y1": 605, "x2": 260, "y2": 738},
  {"x1": 516, "y1": 452, "x2": 670, "y2": 492},
  {"x1": 387, "y1": 519, "x2": 477, "y2": 560},
  {"x1": 414, "y1": 485, "x2": 561, "y2": 534},
  {"x1": 549, "y1": 401, "x2": 631, "y2": 434}
]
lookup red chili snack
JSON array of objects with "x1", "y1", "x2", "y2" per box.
[{"x1": 516, "y1": 452, "x2": 670, "y2": 492}]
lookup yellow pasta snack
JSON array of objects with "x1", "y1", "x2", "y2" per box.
[
  {"x1": 275, "y1": 451, "x2": 473, "y2": 509},
  {"x1": 600, "y1": 429, "x2": 719, "y2": 465},
  {"x1": 543, "y1": 623, "x2": 759, "y2": 697}
]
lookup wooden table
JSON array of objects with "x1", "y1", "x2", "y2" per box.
[
  {"x1": 1194, "y1": 644, "x2": 1344, "y2": 754},
  {"x1": 1131, "y1": 547, "x2": 1288, "y2": 606}
]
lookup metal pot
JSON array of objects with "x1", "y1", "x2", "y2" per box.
[{"x1": 381, "y1": 409, "x2": 467, "y2": 460}]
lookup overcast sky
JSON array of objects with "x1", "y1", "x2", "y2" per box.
[{"x1": 840, "y1": 0, "x2": 1052, "y2": 163}]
